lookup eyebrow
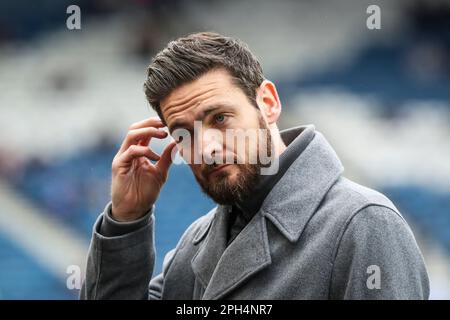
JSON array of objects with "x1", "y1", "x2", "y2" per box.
[{"x1": 168, "y1": 103, "x2": 234, "y2": 133}]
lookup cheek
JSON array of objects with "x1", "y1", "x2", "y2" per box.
[{"x1": 226, "y1": 136, "x2": 259, "y2": 162}]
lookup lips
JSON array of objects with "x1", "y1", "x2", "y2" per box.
[{"x1": 208, "y1": 164, "x2": 231, "y2": 176}]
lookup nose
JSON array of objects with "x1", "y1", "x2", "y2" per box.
[{"x1": 200, "y1": 127, "x2": 224, "y2": 165}]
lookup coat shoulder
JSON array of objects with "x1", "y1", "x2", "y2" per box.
[
  {"x1": 325, "y1": 177, "x2": 400, "y2": 217},
  {"x1": 307, "y1": 177, "x2": 405, "y2": 246}
]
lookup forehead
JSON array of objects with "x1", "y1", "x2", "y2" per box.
[{"x1": 160, "y1": 68, "x2": 246, "y2": 127}]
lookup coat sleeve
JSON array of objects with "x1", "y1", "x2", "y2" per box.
[
  {"x1": 329, "y1": 205, "x2": 430, "y2": 299},
  {"x1": 148, "y1": 249, "x2": 176, "y2": 299},
  {"x1": 80, "y1": 202, "x2": 163, "y2": 300}
]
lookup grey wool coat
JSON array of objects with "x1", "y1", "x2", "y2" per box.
[{"x1": 80, "y1": 126, "x2": 429, "y2": 300}]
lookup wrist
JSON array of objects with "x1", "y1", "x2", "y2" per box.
[{"x1": 111, "y1": 206, "x2": 148, "y2": 222}]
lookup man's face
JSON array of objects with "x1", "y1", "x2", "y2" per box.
[{"x1": 160, "y1": 68, "x2": 272, "y2": 204}]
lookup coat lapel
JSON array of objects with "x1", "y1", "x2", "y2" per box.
[
  {"x1": 191, "y1": 205, "x2": 230, "y2": 290},
  {"x1": 191, "y1": 206, "x2": 272, "y2": 300},
  {"x1": 202, "y1": 213, "x2": 271, "y2": 299}
]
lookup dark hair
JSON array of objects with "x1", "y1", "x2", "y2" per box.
[{"x1": 144, "y1": 32, "x2": 264, "y2": 121}]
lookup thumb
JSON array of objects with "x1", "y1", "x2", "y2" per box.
[{"x1": 155, "y1": 140, "x2": 177, "y2": 175}]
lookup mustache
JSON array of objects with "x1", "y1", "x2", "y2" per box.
[{"x1": 201, "y1": 158, "x2": 235, "y2": 176}]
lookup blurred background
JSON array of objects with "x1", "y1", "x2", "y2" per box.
[{"x1": 0, "y1": 0, "x2": 449, "y2": 299}]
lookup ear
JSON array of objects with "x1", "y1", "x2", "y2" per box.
[{"x1": 256, "y1": 80, "x2": 282, "y2": 125}]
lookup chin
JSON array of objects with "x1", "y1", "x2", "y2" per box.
[
  {"x1": 226, "y1": 167, "x2": 240, "y2": 181},
  {"x1": 222, "y1": 165, "x2": 240, "y2": 178}
]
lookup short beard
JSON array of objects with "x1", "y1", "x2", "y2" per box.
[{"x1": 194, "y1": 114, "x2": 273, "y2": 205}]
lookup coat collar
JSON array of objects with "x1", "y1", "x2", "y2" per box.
[
  {"x1": 191, "y1": 125, "x2": 344, "y2": 299},
  {"x1": 261, "y1": 126, "x2": 344, "y2": 242},
  {"x1": 234, "y1": 124, "x2": 316, "y2": 222}
]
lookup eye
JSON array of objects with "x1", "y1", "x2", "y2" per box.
[{"x1": 214, "y1": 114, "x2": 227, "y2": 124}]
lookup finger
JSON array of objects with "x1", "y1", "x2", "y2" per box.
[
  {"x1": 119, "y1": 127, "x2": 167, "y2": 154},
  {"x1": 121, "y1": 117, "x2": 166, "y2": 151},
  {"x1": 117, "y1": 145, "x2": 160, "y2": 165},
  {"x1": 129, "y1": 117, "x2": 165, "y2": 130},
  {"x1": 156, "y1": 140, "x2": 177, "y2": 175},
  {"x1": 138, "y1": 128, "x2": 168, "y2": 147}
]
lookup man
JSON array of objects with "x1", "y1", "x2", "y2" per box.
[{"x1": 81, "y1": 32, "x2": 429, "y2": 299}]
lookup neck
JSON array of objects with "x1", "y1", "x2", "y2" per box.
[{"x1": 271, "y1": 126, "x2": 287, "y2": 157}]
